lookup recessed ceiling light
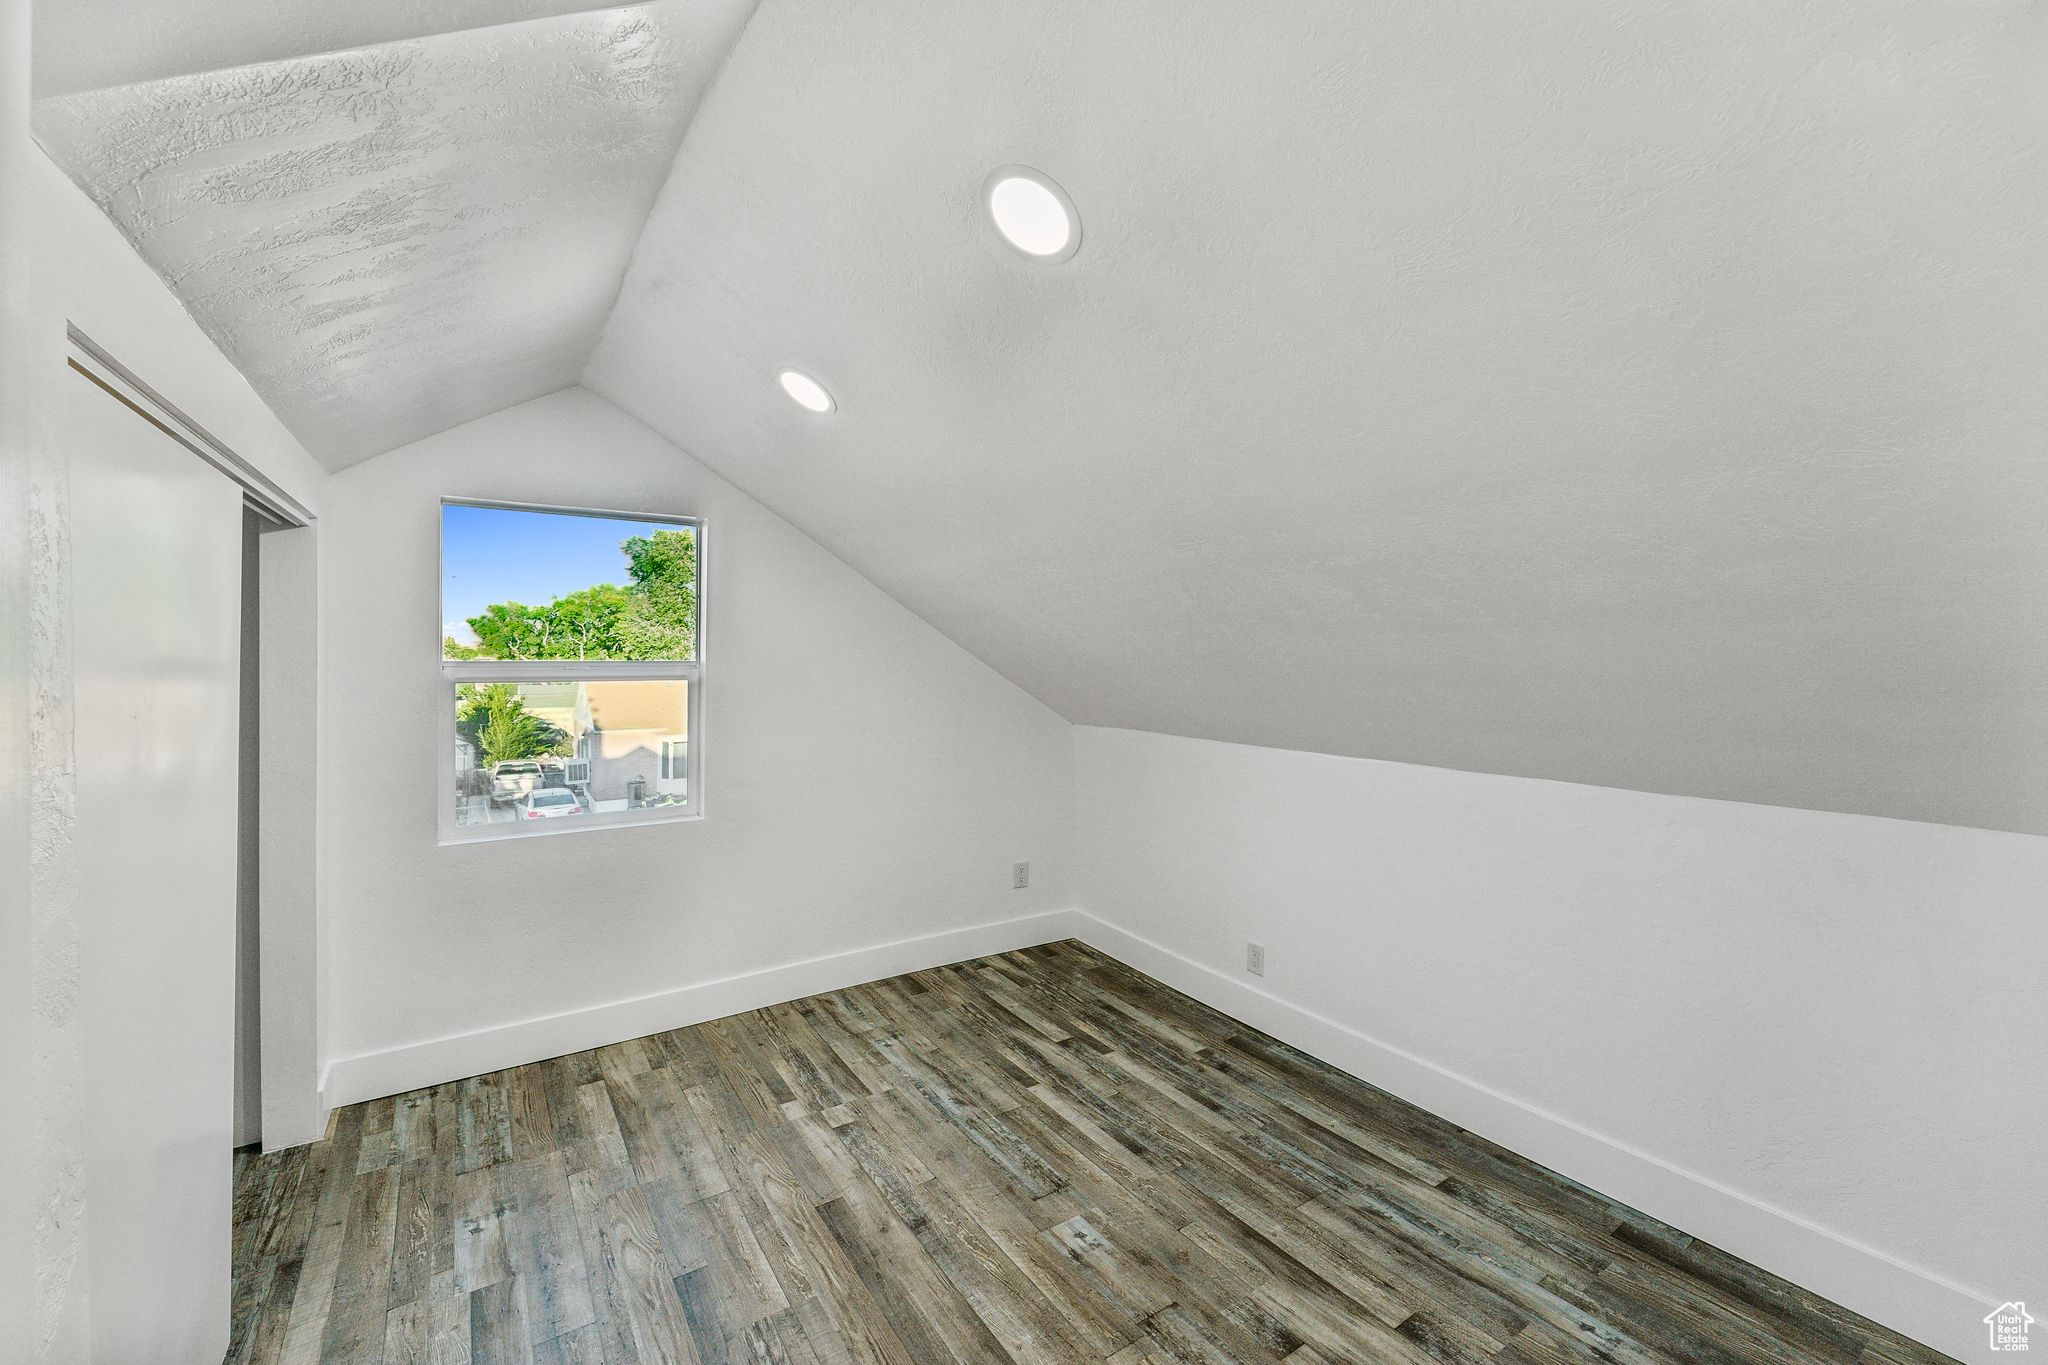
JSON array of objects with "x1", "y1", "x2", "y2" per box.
[
  {"x1": 983, "y1": 165, "x2": 1080, "y2": 263},
  {"x1": 777, "y1": 368, "x2": 834, "y2": 414}
]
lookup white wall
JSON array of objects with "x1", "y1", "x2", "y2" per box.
[
  {"x1": 12, "y1": 138, "x2": 325, "y2": 1363},
  {"x1": 1072, "y1": 725, "x2": 2045, "y2": 1365},
  {"x1": 318, "y1": 388, "x2": 1074, "y2": 1102},
  {"x1": 3, "y1": 0, "x2": 39, "y2": 1357}
]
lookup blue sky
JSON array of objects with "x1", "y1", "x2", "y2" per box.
[{"x1": 441, "y1": 504, "x2": 685, "y2": 642}]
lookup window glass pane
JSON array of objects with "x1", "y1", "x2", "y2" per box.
[
  {"x1": 452, "y1": 679, "x2": 690, "y2": 828},
  {"x1": 442, "y1": 504, "x2": 696, "y2": 662}
]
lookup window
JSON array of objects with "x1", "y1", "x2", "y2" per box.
[
  {"x1": 660, "y1": 739, "x2": 688, "y2": 787},
  {"x1": 440, "y1": 500, "x2": 702, "y2": 841}
]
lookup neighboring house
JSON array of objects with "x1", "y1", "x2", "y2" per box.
[
  {"x1": 512, "y1": 680, "x2": 579, "y2": 738},
  {"x1": 460, "y1": 680, "x2": 685, "y2": 805},
  {"x1": 567, "y1": 680, "x2": 687, "y2": 803}
]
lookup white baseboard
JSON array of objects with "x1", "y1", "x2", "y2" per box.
[
  {"x1": 1066, "y1": 911, "x2": 1991, "y2": 1365},
  {"x1": 322, "y1": 909, "x2": 1084, "y2": 1110},
  {"x1": 259, "y1": 1078, "x2": 330, "y2": 1154}
]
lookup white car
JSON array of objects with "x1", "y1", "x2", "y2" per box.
[
  {"x1": 490, "y1": 759, "x2": 546, "y2": 804},
  {"x1": 518, "y1": 788, "x2": 584, "y2": 820}
]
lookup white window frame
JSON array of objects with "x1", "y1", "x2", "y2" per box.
[
  {"x1": 658, "y1": 739, "x2": 688, "y2": 790},
  {"x1": 438, "y1": 497, "x2": 704, "y2": 844}
]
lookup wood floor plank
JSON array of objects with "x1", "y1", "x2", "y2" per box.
[
  {"x1": 608, "y1": 1061, "x2": 730, "y2": 1204},
  {"x1": 908, "y1": 1178, "x2": 1097, "y2": 1365},
  {"x1": 319, "y1": 1163, "x2": 401, "y2": 1363},
  {"x1": 458, "y1": 1073, "x2": 514, "y2": 1175},
  {"x1": 452, "y1": 1166, "x2": 513, "y2": 1295},
  {"x1": 468, "y1": 1278, "x2": 532, "y2": 1365},
  {"x1": 507, "y1": 1066, "x2": 558, "y2": 1163},
  {"x1": 738, "y1": 1169, "x2": 923, "y2": 1365},
  {"x1": 530, "y1": 1323, "x2": 605, "y2": 1365},
  {"x1": 572, "y1": 1174, "x2": 702, "y2": 1365},
  {"x1": 498, "y1": 1153, "x2": 599, "y2": 1345},
  {"x1": 231, "y1": 941, "x2": 1961, "y2": 1365},
  {"x1": 389, "y1": 1151, "x2": 449, "y2": 1311},
  {"x1": 815, "y1": 1186, "x2": 1014, "y2": 1365},
  {"x1": 382, "y1": 1297, "x2": 431, "y2": 1365},
  {"x1": 276, "y1": 1102, "x2": 369, "y2": 1365}
]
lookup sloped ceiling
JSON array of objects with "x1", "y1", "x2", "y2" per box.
[
  {"x1": 33, "y1": 0, "x2": 753, "y2": 465},
  {"x1": 28, "y1": 0, "x2": 2048, "y2": 833},
  {"x1": 32, "y1": 0, "x2": 639, "y2": 99},
  {"x1": 586, "y1": 0, "x2": 2048, "y2": 834}
]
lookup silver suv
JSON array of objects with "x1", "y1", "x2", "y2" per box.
[{"x1": 488, "y1": 760, "x2": 545, "y2": 804}]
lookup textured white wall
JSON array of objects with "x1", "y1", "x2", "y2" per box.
[
  {"x1": 12, "y1": 146, "x2": 324, "y2": 1364},
  {"x1": 317, "y1": 388, "x2": 1074, "y2": 1080},
  {"x1": 1073, "y1": 725, "x2": 2046, "y2": 1364},
  {"x1": 2, "y1": 0, "x2": 38, "y2": 1354}
]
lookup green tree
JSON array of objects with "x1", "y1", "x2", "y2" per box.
[
  {"x1": 462, "y1": 585, "x2": 634, "y2": 660},
  {"x1": 457, "y1": 685, "x2": 569, "y2": 766},
  {"x1": 554, "y1": 583, "x2": 634, "y2": 658},
  {"x1": 618, "y1": 529, "x2": 697, "y2": 660},
  {"x1": 453, "y1": 529, "x2": 696, "y2": 662}
]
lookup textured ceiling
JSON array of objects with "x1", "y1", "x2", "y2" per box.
[
  {"x1": 588, "y1": 0, "x2": 2048, "y2": 834},
  {"x1": 33, "y1": 1, "x2": 754, "y2": 466},
  {"x1": 32, "y1": 0, "x2": 632, "y2": 99}
]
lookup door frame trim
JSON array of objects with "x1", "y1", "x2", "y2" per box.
[{"x1": 66, "y1": 324, "x2": 313, "y2": 528}]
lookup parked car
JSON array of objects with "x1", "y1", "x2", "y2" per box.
[
  {"x1": 519, "y1": 788, "x2": 584, "y2": 820},
  {"x1": 489, "y1": 760, "x2": 545, "y2": 804}
]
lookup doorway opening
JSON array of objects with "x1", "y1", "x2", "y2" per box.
[{"x1": 233, "y1": 505, "x2": 270, "y2": 1150}]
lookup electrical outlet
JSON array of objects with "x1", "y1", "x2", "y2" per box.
[
  {"x1": 1012, "y1": 861, "x2": 1030, "y2": 889},
  {"x1": 1246, "y1": 941, "x2": 1265, "y2": 976}
]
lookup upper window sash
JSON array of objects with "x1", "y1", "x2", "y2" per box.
[{"x1": 440, "y1": 499, "x2": 703, "y2": 667}]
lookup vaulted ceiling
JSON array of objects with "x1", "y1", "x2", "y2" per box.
[
  {"x1": 34, "y1": 0, "x2": 754, "y2": 463},
  {"x1": 33, "y1": 0, "x2": 2048, "y2": 833},
  {"x1": 32, "y1": 0, "x2": 651, "y2": 99}
]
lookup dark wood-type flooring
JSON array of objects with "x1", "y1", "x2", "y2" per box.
[{"x1": 229, "y1": 940, "x2": 1956, "y2": 1364}]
